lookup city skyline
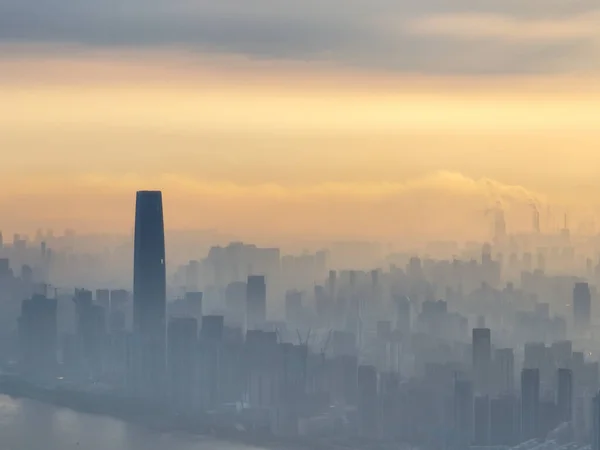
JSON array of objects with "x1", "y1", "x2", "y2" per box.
[
  {"x1": 2, "y1": 188, "x2": 600, "y2": 449},
  {"x1": 2, "y1": 0, "x2": 600, "y2": 448}
]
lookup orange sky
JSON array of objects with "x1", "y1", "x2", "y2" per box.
[{"x1": 0, "y1": 49, "x2": 599, "y2": 242}]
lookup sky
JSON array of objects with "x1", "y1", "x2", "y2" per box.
[{"x1": 0, "y1": 0, "x2": 600, "y2": 243}]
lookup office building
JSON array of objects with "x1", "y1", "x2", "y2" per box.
[
  {"x1": 490, "y1": 395, "x2": 518, "y2": 446},
  {"x1": 185, "y1": 260, "x2": 200, "y2": 292},
  {"x1": 110, "y1": 289, "x2": 129, "y2": 310},
  {"x1": 246, "y1": 275, "x2": 266, "y2": 330},
  {"x1": 551, "y1": 341, "x2": 573, "y2": 371},
  {"x1": 453, "y1": 378, "x2": 474, "y2": 448},
  {"x1": 573, "y1": 282, "x2": 591, "y2": 330},
  {"x1": 132, "y1": 190, "x2": 167, "y2": 400},
  {"x1": 357, "y1": 365, "x2": 378, "y2": 438},
  {"x1": 245, "y1": 330, "x2": 279, "y2": 408},
  {"x1": 167, "y1": 317, "x2": 198, "y2": 412},
  {"x1": 593, "y1": 392, "x2": 600, "y2": 450},
  {"x1": 472, "y1": 328, "x2": 491, "y2": 394},
  {"x1": 474, "y1": 395, "x2": 491, "y2": 446},
  {"x1": 557, "y1": 368, "x2": 573, "y2": 423},
  {"x1": 394, "y1": 295, "x2": 411, "y2": 334},
  {"x1": 495, "y1": 348, "x2": 515, "y2": 395},
  {"x1": 225, "y1": 281, "x2": 246, "y2": 326},
  {"x1": 96, "y1": 289, "x2": 110, "y2": 313},
  {"x1": 74, "y1": 289, "x2": 106, "y2": 375},
  {"x1": 285, "y1": 290, "x2": 303, "y2": 324},
  {"x1": 18, "y1": 294, "x2": 58, "y2": 376},
  {"x1": 199, "y1": 315, "x2": 224, "y2": 410},
  {"x1": 521, "y1": 368, "x2": 541, "y2": 440},
  {"x1": 184, "y1": 291, "x2": 203, "y2": 322}
]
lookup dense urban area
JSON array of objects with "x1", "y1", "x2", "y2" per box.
[{"x1": 2, "y1": 191, "x2": 600, "y2": 450}]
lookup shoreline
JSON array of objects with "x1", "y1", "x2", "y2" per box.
[{"x1": 0, "y1": 376, "x2": 339, "y2": 450}]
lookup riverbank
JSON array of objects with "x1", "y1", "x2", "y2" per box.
[{"x1": 0, "y1": 375, "x2": 358, "y2": 450}]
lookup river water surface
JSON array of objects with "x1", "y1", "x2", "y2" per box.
[{"x1": 0, "y1": 394, "x2": 269, "y2": 450}]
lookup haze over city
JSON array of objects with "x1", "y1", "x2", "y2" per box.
[
  {"x1": 2, "y1": 1, "x2": 600, "y2": 243},
  {"x1": 1, "y1": 1, "x2": 600, "y2": 450}
]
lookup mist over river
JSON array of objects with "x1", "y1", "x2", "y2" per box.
[{"x1": 0, "y1": 395, "x2": 268, "y2": 450}]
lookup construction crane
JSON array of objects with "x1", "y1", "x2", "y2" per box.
[
  {"x1": 296, "y1": 329, "x2": 311, "y2": 347},
  {"x1": 321, "y1": 329, "x2": 332, "y2": 361}
]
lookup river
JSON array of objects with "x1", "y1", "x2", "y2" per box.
[{"x1": 0, "y1": 394, "x2": 269, "y2": 450}]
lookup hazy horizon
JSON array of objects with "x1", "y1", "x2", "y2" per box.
[{"x1": 1, "y1": 1, "x2": 600, "y2": 242}]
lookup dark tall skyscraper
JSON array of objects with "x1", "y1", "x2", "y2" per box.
[{"x1": 133, "y1": 190, "x2": 167, "y2": 400}]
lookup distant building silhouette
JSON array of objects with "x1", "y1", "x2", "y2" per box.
[
  {"x1": 593, "y1": 392, "x2": 600, "y2": 450},
  {"x1": 167, "y1": 317, "x2": 198, "y2": 412},
  {"x1": 472, "y1": 328, "x2": 491, "y2": 394},
  {"x1": 557, "y1": 368, "x2": 573, "y2": 423},
  {"x1": 18, "y1": 294, "x2": 57, "y2": 376},
  {"x1": 495, "y1": 348, "x2": 515, "y2": 395},
  {"x1": 573, "y1": 282, "x2": 591, "y2": 330},
  {"x1": 246, "y1": 275, "x2": 266, "y2": 330},
  {"x1": 474, "y1": 395, "x2": 491, "y2": 446},
  {"x1": 358, "y1": 364, "x2": 379, "y2": 438},
  {"x1": 453, "y1": 378, "x2": 474, "y2": 448},
  {"x1": 132, "y1": 190, "x2": 167, "y2": 400},
  {"x1": 521, "y1": 368, "x2": 541, "y2": 441}
]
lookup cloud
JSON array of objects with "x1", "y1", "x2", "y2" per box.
[
  {"x1": 0, "y1": 171, "x2": 550, "y2": 242},
  {"x1": 70, "y1": 170, "x2": 544, "y2": 203},
  {"x1": 0, "y1": 0, "x2": 600, "y2": 74},
  {"x1": 402, "y1": 12, "x2": 600, "y2": 42}
]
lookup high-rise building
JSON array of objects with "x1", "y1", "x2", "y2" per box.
[
  {"x1": 573, "y1": 282, "x2": 591, "y2": 330},
  {"x1": 74, "y1": 289, "x2": 106, "y2": 375},
  {"x1": 551, "y1": 341, "x2": 572, "y2": 371},
  {"x1": 327, "y1": 270, "x2": 337, "y2": 299},
  {"x1": 593, "y1": 392, "x2": 600, "y2": 450},
  {"x1": 225, "y1": 281, "x2": 246, "y2": 326},
  {"x1": 495, "y1": 348, "x2": 515, "y2": 395},
  {"x1": 556, "y1": 368, "x2": 573, "y2": 423},
  {"x1": 472, "y1": 328, "x2": 491, "y2": 394},
  {"x1": 0, "y1": 258, "x2": 9, "y2": 277},
  {"x1": 393, "y1": 295, "x2": 411, "y2": 334},
  {"x1": 521, "y1": 368, "x2": 541, "y2": 441},
  {"x1": 285, "y1": 290, "x2": 303, "y2": 324},
  {"x1": 132, "y1": 190, "x2": 167, "y2": 400},
  {"x1": 18, "y1": 294, "x2": 58, "y2": 376},
  {"x1": 110, "y1": 289, "x2": 129, "y2": 309},
  {"x1": 198, "y1": 315, "x2": 225, "y2": 410},
  {"x1": 167, "y1": 317, "x2": 198, "y2": 412},
  {"x1": 474, "y1": 395, "x2": 491, "y2": 446},
  {"x1": 96, "y1": 289, "x2": 110, "y2": 313},
  {"x1": 184, "y1": 291, "x2": 203, "y2": 323},
  {"x1": 185, "y1": 260, "x2": 200, "y2": 292},
  {"x1": 246, "y1": 275, "x2": 266, "y2": 330},
  {"x1": 358, "y1": 365, "x2": 379, "y2": 438},
  {"x1": 454, "y1": 378, "x2": 474, "y2": 448},
  {"x1": 490, "y1": 395, "x2": 518, "y2": 446}
]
